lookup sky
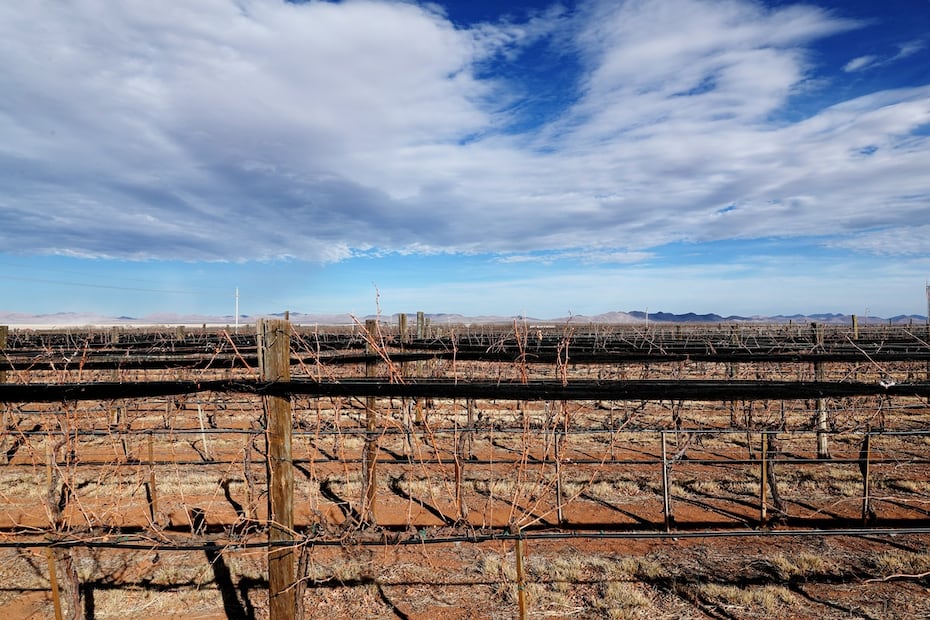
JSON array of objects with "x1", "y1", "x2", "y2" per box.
[{"x1": 1, "y1": 0, "x2": 929, "y2": 320}]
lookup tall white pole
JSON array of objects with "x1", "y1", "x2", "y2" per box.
[{"x1": 235, "y1": 287, "x2": 240, "y2": 332}]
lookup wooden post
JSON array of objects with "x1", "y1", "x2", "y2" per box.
[
  {"x1": 361, "y1": 319, "x2": 379, "y2": 525},
  {"x1": 851, "y1": 315, "x2": 859, "y2": 340},
  {"x1": 514, "y1": 533, "x2": 528, "y2": 620},
  {"x1": 661, "y1": 431, "x2": 672, "y2": 532},
  {"x1": 398, "y1": 313, "x2": 408, "y2": 344},
  {"x1": 46, "y1": 545, "x2": 64, "y2": 620},
  {"x1": 45, "y1": 442, "x2": 82, "y2": 620},
  {"x1": 416, "y1": 312, "x2": 425, "y2": 340},
  {"x1": 258, "y1": 318, "x2": 295, "y2": 620}
]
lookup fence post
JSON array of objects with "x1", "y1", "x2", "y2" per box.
[
  {"x1": 361, "y1": 319, "x2": 379, "y2": 525},
  {"x1": 416, "y1": 312, "x2": 425, "y2": 340},
  {"x1": 46, "y1": 545, "x2": 64, "y2": 620},
  {"x1": 258, "y1": 318, "x2": 295, "y2": 620},
  {"x1": 514, "y1": 531, "x2": 528, "y2": 620}
]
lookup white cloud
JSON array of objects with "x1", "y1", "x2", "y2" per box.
[
  {"x1": 894, "y1": 40, "x2": 925, "y2": 60},
  {"x1": 844, "y1": 55, "x2": 878, "y2": 72},
  {"x1": 496, "y1": 249, "x2": 654, "y2": 265},
  {"x1": 843, "y1": 40, "x2": 925, "y2": 72},
  {"x1": 830, "y1": 224, "x2": 930, "y2": 255},
  {"x1": 0, "y1": 0, "x2": 928, "y2": 264}
]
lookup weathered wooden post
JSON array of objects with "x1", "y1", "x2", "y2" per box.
[
  {"x1": 46, "y1": 544, "x2": 64, "y2": 620},
  {"x1": 258, "y1": 318, "x2": 295, "y2": 620},
  {"x1": 851, "y1": 315, "x2": 859, "y2": 340},
  {"x1": 398, "y1": 313, "x2": 408, "y2": 345},
  {"x1": 361, "y1": 319, "x2": 379, "y2": 525},
  {"x1": 514, "y1": 531, "x2": 528, "y2": 620},
  {"x1": 416, "y1": 311, "x2": 425, "y2": 340},
  {"x1": 45, "y1": 442, "x2": 82, "y2": 619}
]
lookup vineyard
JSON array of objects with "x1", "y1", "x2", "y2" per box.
[{"x1": 2, "y1": 318, "x2": 930, "y2": 619}]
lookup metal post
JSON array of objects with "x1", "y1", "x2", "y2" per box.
[
  {"x1": 815, "y1": 360, "x2": 830, "y2": 459},
  {"x1": 554, "y1": 421, "x2": 564, "y2": 525},
  {"x1": 760, "y1": 432, "x2": 767, "y2": 524},
  {"x1": 661, "y1": 431, "x2": 671, "y2": 532},
  {"x1": 0, "y1": 325, "x2": 7, "y2": 384},
  {"x1": 148, "y1": 431, "x2": 158, "y2": 523},
  {"x1": 861, "y1": 432, "x2": 872, "y2": 525}
]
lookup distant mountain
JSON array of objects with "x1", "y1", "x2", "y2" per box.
[
  {"x1": 1, "y1": 310, "x2": 926, "y2": 328},
  {"x1": 629, "y1": 311, "x2": 726, "y2": 323}
]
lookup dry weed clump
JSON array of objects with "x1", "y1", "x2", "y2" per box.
[
  {"x1": 768, "y1": 551, "x2": 836, "y2": 578},
  {"x1": 869, "y1": 550, "x2": 930, "y2": 577},
  {"x1": 475, "y1": 549, "x2": 673, "y2": 617},
  {"x1": 695, "y1": 582, "x2": 797, "y2": 615}
]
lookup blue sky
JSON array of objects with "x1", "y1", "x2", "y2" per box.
[{"x1": 1, "y1": 0, "x2": 929, "y2": 320}]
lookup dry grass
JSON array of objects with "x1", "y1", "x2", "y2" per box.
[
  {"x1": 870, "y1": 550, "x2": 930, "y2": 576},
  {"x1": 695, "y1": 582, "x2": 797, "y2": 615}
]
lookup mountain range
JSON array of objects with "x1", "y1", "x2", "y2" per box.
[{"x1": 1, "y1": 310, "x2": 926, "y2": 328}]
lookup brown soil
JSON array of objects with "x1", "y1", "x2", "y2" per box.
[{"x1": 2, "y1": 356, "x2": 930, "y2": 618}]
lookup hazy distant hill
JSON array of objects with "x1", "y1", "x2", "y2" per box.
[{"x1": 1, "y1": 310, "x2": 926, "y2": 328}]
